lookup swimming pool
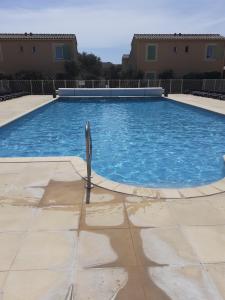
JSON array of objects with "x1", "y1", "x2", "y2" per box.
[{"x1": 0, "y1": 97, "x2": 225, "y2": 188}]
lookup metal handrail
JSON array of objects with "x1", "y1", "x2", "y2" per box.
[{"x1": 85, "y1": 121, "x2": 92, "y2": 201}]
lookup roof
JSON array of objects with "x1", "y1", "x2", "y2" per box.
[
  {"x1": 0, "y1": 33, "x2": 76, "y2": 41},
  {"x1": 133, "y1": 34, "x2": 225, "y2": 40}
]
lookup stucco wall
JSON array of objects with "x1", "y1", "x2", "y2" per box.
[{"x1": 0, "y1": 38, "x2": 78, "y2": 77}]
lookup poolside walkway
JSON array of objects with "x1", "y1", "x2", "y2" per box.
[
  {"x1": 0, "y1": 158, "x2": 225, "y2": 299},
  {"x1": 0, "y1": 94, "x2": 225, "y2": 299},
  {"x1": 0, "y1": 95, "x2": 53, "y2": 127},
  {"x1": 169, "y1": 94, "x2": 225, "y2": 115}
]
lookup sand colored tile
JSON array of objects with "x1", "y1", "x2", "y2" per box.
[
  {"x1": 31, "y1": 206, "x2": 81, "y2": 231},
  {"x1": 0, "y1": 163, "x2": 28, "y2": 174},
  {"x1": 184, "y1": 226, "x2": 225, "y2": 263},
  {"x1": 98, "y1": 180, "x2": 120, "y2": 190},
  {"x1": 206, "y1": 264, "x2": 225, "y2": 298},
  {"x1": 15, "y1": 162, "x2": 58, "y2": 187},
  {"x1": 115, "y1": 266, "x2": 172, "y2": 300},
  {"x1": 77, "y1": 230, "x2": 118, "y2": 268},
  {"x1": 12, "y1": 231, "x2": 76, "y2": 270},
  {"x1": 87, "y1": 186, "x2": 125, "y2": 203},
  {"x1": 0, "y1": 95, "x2": 52, "y2": 126},
  {"x1": 0, "y1": 205, "x2": 34, "y2": 232},
  {"x1": 39, "y1": 180, "x2": 84, "y2": 206},
  {"x1": 157, "y1": 189, "x2": 182, "y2": 199},
  {"x1": 2, "y1": 184, "x2": 45, "y2": 200},
  {"x1": 2, "y1": 269, "x2": 70, "y2": 300},
  {"x1": 168, "y1": 199, "x2": 225, "y2": 225},
  {"x1": 52, "y1": 162, "x2": 81, "y2": 182},
  {"x1": 0, "y1": 272, "x2": 7, "y2": 288},
  {"x1": 178, "y1": 188, "x2": 204, "y2": 198},
  {"x1": 207, "y1": 195, "x2": 225, "y2": 218},
  {"x1": 126, "y1": 200, "x2": 176, "y2": 227},
  {"x1": 75, "y1": 268, "x2": 128, "y2": 300},
  {"x1": 0, "y1": 232, "x2": 24, "y2": 271},
  {"x1": 78, "y1": 229, "x2": 137, "y2": 268},
  {"x1": 197, "y1": 185, "x2": 221, "y2": 196},
  {"x1": 81, "y1": 203, "x2": 127, "y2": 228},
  {"x1": 131, "y1": 228, "x2": 198, "y2": 266},
  {"x1": 148, "y1": 265, "x2": 223, "y2": 300}
]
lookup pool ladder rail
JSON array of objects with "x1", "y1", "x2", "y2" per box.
[{"x1": 85, "y1": 121, "x2": 93, "y2": 204}]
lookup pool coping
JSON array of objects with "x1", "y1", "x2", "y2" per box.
[
  {"x1": 0, "y1": 156, "x2": 225, "y2": 199},
  {"x1": 0, "y1": 95, "x2": 225, "y2": 199},
  {"x1": 0, "y1": 97, "x2": 57, "y2": 128}
]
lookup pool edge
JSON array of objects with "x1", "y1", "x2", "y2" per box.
[{"x1": 1, "y1": 156, "x2": 224, "y2": 199}]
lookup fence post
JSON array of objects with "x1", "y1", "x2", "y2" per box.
[
  {"x1": 53, "y1": 80, "x2": 56, "y2": 92},
  {"x1": 41, "y1": 80, "x2": 44, "y2": 95},
  {"x1": 0, "y1": 80, "x2": 3, "y2": 90},
  {"x1": 202, "y1": 79, "x2": 206, "y2": 90},
  {"x1": 30, "y1": 80, "x2": 33, "y2": 95},
  {"x1": 92, "y1": 80, "x2": 94, "y2": 88},
  {"x1": 119, "y1": 80, "x2": 121, "y2": 88},
  {"x1": 64, "y1": 80, "x2": 67, "y2": 88},
  {"x1": 181, "y1": 79, "x2": 183, "y2": 94},
  {"x1": 107, "y1": 80, "x2": 110, "y2": 88},
  {"x1": 169, "y1": 79, "x2": 172, "y2": 94},
  {"x1": 213, "y1": 79, "x2": 217, "y2": 91},
  {"x1": 138, "y1": 80, "x2": 140, "y2": 88}
]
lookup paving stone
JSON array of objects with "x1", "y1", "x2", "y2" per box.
[
  {"x1": 75, "y1": 267, "x2": 128, "y2": 300},
  {"x1": 148, "y1": 265, "x2": 223, "y2": 300},
  {"x1": 81, "y1": 203, "x2": 128, "y2": 229},
  {"x1": 12, "y1": 231, "x2": 77, "y2": 270},
  {"x1": 131, "y1": 228, "x2": 198, "y2": 266},
  {"x1": 0, "y1": 205, "x2": 34, "y2": 232},
  {"x1": 31, "y1": 206, "x2": 81, "y2": 231},
  {"x1": 168, "y1": 199, "x2": 225, "y2": 225},
  {"x1": 78, "y1": 229, "x2": 137, "y2": 268},
  {"x1": 2, "y1": 269, "x2": 70, "y2": 300},
  {"x1": 184, "y1": 226, "x2": 225, "y2": 263},
  {"x1": 206, "y1": 263, "x2": 225, "y2": 298},
  {"x1": 0, "y1": 232, "x2": 24, "y2": 271},
  {"x1": 126, "y1": 200, "x2": 176, "y2": 227}
]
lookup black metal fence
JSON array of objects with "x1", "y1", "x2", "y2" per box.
[{"x1": 1, "y1": 79, "x2": 225, "y2": 95}]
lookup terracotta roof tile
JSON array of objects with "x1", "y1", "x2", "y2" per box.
[{"x1": 133, "y1": 34, "x2": 225, "y2": 40}]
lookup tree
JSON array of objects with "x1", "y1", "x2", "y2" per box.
[
  {"x1": 64, "y1": 61, "x2": 80, "y2": 79},
  {"x1": 78, "y1": 52, "x2": 103, "y2": 79},
  {"x1": 159, "y1": 70, "x2": 174, "y2": 79}
]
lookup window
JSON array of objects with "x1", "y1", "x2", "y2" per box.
[
  {"x1": 55, "y1": 45, "x2": 71, "y2": 60},
  {"x1": 146, "y1": 44, "x2": 157, "y2": 61},
  {"x1": 206, "y1": 45, "x2": 216, "y2": 60},
  {"x1": 185, "y1": 46, "x2": 189, "y2": 53},
  {"x1": 146, "y1": 72, "x2": 156, "y2": 79},
  {"x1": 20, "y1": 46, "x2": 24, "y2": 53},
  {"x1": 32, "y1": 46, "x2": 36, "y2": 53},
  {"x1": 55, "y1": 46, "x2": 64, "y2": 60}
]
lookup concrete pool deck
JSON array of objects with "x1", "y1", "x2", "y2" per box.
[
  {"x1": 0, "y1": 94, "x2": 225, "y2": 299},
  {"x1": 0, "y1": 158, "x2": 225, "y2": 299}
]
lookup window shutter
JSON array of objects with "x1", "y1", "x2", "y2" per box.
[
  {"x1": 63, "y1": 45, "x2": 71, "y2": 59},
  {"x1": 147, "y1": 45, "x2": 156, "y2": 60}
]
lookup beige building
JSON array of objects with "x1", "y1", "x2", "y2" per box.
[
  {"x1": 0, "y1": 33, "x2": 78, "y2": 78},
  {"x1": 123, "y1": 34, "x2": 225, "y2": 79}
]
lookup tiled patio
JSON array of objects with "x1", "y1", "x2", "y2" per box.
[
  {"x1": 1, "y1": 94, "x2": 225, "y2": 299},
  {"x1": 0, "y1": 159, "x2": 225, "y2": 299}
]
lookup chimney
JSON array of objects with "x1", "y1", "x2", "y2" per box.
[{"x1": 24, "y1": 32, "x2": 28, "y2": 36}]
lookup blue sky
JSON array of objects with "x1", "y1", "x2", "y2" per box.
[{"x1": 1, "y1": 0, "x2": 225, "y2": 63}]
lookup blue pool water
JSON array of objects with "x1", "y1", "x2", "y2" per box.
[{"x1": 0, "y1": 97, "x2": 225, "y2": 188}]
